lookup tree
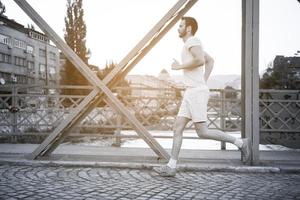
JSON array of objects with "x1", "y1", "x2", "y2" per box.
[
  {"x1": 260, "y1": 56, "x2": 300, "y2": 90},
  {"x1": 224, "y1": 85, "x2": 238, "y2": 99},
  {"x1": 259, "y1": 61, "x2": 281, "y2": 89},
  {"x1": 61, "y1": 0, "x2": 91, "y2": 95},
  {"x1": 0, "y1": 1, "x2": 6, "y2": 15}
]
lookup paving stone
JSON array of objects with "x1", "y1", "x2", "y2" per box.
[{"x1": 0, "y1": 164, "x2": 299, "y2": 200}]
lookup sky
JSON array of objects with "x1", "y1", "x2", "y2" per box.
[{"x1": 2, "y1": 0, "x2": 300, "y2": 76}]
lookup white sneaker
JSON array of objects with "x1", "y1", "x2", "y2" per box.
[{"x1": 153, "y1": 165, "x2": 176, "y2": 177}]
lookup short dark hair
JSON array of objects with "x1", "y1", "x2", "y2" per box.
[{"x1": 181, "y1": 16, "x2": 198, "y2": 35}]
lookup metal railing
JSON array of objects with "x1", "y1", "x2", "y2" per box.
[
  {"x1": 0, "y1": 84, "x2": 299, "y2": 148},
  {"x1": 259, "y1": 89, "x2": 300, "y2": 148},
  {"x1": 0, "y1": 84, "x2": 241, "y2": 133}
]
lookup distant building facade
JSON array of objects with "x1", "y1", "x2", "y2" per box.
[
  {"x1": 126, "y1": 69, "x2": 184, "y2": 99},
  {"x1": 0, "y1": 15, "x2": 59, "y2": 93}
]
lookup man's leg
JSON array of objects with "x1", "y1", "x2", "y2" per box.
[
  {"x1": 194, "y1": 122, "x2": 236, "y2": 143},
  {"x1": 194, "y1": 122, "x2": 251, "y2": 163},
  {"x1": 153, "y1": 116, "x2": 190, "y2": 176},
  {"x1": 170, "y1": 116, "x2": 191, "y2": 161}
]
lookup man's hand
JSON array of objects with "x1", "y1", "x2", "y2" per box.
[
  {"x1": 171, "y1": 59, "x2": 181, "y2": 70},
  {"x1": 172, "y1": 45, "x2": 205, "y2": 71}
]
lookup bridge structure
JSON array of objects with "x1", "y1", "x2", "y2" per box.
[{"x1": 12, "y1": 0, "x2": 260, "y2": 165}]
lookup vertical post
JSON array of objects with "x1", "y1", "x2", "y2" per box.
[
  {"x1": 12, "y1": 83, "x2": 17, "y2": 134},
  {"x1": 220, "y1": 89, "x2": 226, "y2": 150},
  {"x1": 45, "y1": 44, "x2": 49, "y2": 93},
  {"x1": 242, "y1": 0, "x2": 260, "y2": 165},
  {"x1": 113, "y1": 88, "x2": 122, "y2": 147},
  {"x1": 113, "y1": 113, "x2": 122, "y2": 147},
  {"x1": 10, "y1": 75, "x2": 18, "y2": 134}
]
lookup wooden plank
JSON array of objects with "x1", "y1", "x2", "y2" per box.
[{"x1": 14, "y1": 0, "x2": 196, "y2": 160}]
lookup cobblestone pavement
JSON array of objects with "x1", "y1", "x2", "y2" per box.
[{"x1": 0, "y1": 164, "x2": 299, "y2": 200}]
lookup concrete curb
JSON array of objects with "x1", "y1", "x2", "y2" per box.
[
  {"x1": 0, "y1": 158, "x2": 156, "y2": 169},
  {"x1": 178, "y1": 165, "x2": 281, "y2": 173},
  {"x1": 1, "y1": 157, "x2": 299, "y2": 174}
]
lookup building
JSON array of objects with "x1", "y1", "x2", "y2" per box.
[
  {"x1": 126, "y1": 69, "x2": 184, "y2": 99},
  {"x1": 0, "y1": 15, "x2": 60, "y2": 93}
]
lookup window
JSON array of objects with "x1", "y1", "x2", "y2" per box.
[
  {"x1": 49, "y1": 52, "x2": 56, "y2": 61},
  {"x1": 14, "y1": 39, "x2": 26, "y2": 50},
  {"x1": 0, "y1": 73, "x2": 29, "y2": 85},
  {"x1": 9, "y1": 74, "x2": 28, "y2": 84},
  {"x1": 49, "y1": 89, "x2": 56, "y2": 94},
  {"x1": 49, "y1": 66, "x2": 56, "y2": 75},
  {"x1": 28, "y1": 77, "x2": 34, "y2": 84},
  {"x1": 39, "y1": 63, "x2": 47, "y2": 79},
  {"x1": 26, "y1": 45, "x2": 34, "y2": 54},
  {"x1": 39, "y1": 79, "x2": 46, "y2": 84},
  {"x1": 39, "y1": 49, "x2": 46, "y2": 57},
  {"x1": 0, "y1": 53, "x2": 11, "y2": 63},
  {"x1": 49, "y1": 66, "x2": 56, "y2": 79},
  {"x1": 29, "y1": 31, "x2": 49, "y2": 43},
  {"x1": 15, "y1": 56, "x2": 26, "y2": 67},
  {"x1": 39, "y1": 64, "x2": 46, "y2": 73},
  {"x1": 0, "y1": 33, "x2": 12, "y2": 46},
  {"x1": 0, "y1": 72, "x2": 11, "y2": 84},
  {"x1": 16, "y1": 75, "x2": 27, "y2": 84},
  {"x1": 27, "y1": 61, "x2": 34, "y2": 70}
]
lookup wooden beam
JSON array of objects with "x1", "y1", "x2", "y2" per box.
[
  {"x1": 14, "y1": 0, "x2": 169, "y2": 160},
  {"x1": 14, "y1": 0, "x2": 198, "y2": 160},
  {"x1": 42, "y1": 0, "x2": 197, "y2": 156}
]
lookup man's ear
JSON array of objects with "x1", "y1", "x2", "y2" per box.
[{"x1": 186, "y1": 25, "x2": 192, "y2": 34}]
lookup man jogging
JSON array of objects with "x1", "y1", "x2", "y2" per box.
[{"x1": 153, "y1": 16, "x2": 251, "y2": 177}]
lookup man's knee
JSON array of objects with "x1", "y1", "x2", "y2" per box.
[
  {"x1": 197, "y1": 131, "x2": 209, "y2": 139},
  {"x1": 195, "y1": 122, "x2": 208, "y2": 138},
  {"x1": 173, "y1": 122, "x2": 185, "y2": 132},
  {"x1": 173, "y1": 117, "x2": 188, "y2": 133}
]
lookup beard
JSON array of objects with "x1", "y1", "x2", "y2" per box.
[{"x1": 179, "y1": 29, "x2": 187, "y2": 38}]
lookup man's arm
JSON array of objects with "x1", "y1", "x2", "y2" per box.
[
  {"x1": 172, "y1": 46, "x2": 205, "y2": 70},
  {"x1": 203, "y1": 52, "x2": 214, "y2": 82}
]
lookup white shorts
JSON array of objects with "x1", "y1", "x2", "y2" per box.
[{"x1": 177, "y1": 87, "x2": 209, "y2": 122}]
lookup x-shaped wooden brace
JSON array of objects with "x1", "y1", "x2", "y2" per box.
[{"x1": 14, "y1": 0, "x2": 198, "y2": 160}]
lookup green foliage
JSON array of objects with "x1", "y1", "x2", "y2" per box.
[
  {"x1": 224, "y1": 85, "x2": 238, "y2": 99},
  {"x1": 260, "y1": 66, "x2": 282, "y2": 89},
  {"x1": 97, "y1": 62, "x2": 131, "y2": 88},
  {"x1": 260, "y1": 56, "x2": 300, "y2": 90},
  {"x1": 60, "y1": 0, "x2": 90, "y2": 95}
]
